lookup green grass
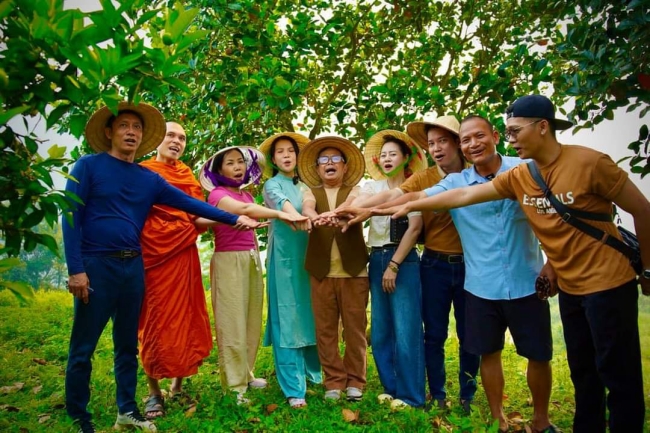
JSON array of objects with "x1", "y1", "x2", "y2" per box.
[{"x1": 0, "y1": 290, "x2": 648, "y2": 432}]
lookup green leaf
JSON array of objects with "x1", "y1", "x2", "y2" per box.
[
  {"x1": 46, "y1": 103, "x2": 71, "y2": 130},
  {"x1": 47, "y1": 144, "x2": 67, "y2": 159},
  {"x1": 639, "y1": 124, "x2": 649, "y2": 141},
  {"x1": 0, "y1": 106, "x2": 29, "y2": 125},
  {"x1": 0, "y1": 280, "x2": 35, "y2": 304},
  {"x1": 0, "y1": 257, "x2": 23, "y2": 273},
  {"x1": 0, "y1": 0, "x2": 14, "y2": 21}
]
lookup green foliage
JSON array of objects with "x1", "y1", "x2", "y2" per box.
[
  {"x1": 0, "y1": 0, "x2": 206, "y2": 297},
  {"x1": 550, "y1": 0, "x2": 650, "y2": 177}
]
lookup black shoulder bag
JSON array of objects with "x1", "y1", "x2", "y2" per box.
[{"x1": 527, "y1": 161, "x2": 641, "y2": 274}]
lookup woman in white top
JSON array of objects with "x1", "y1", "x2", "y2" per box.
[{"x1": 353, "y1": 130, "x2": 427, "y2": 409}]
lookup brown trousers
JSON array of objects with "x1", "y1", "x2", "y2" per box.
[{"x1": 310, "y1": 276, "x2": 369, "y2": 390}]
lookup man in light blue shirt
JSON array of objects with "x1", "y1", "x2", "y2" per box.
[{"x1": 375, "y1": 115, "x2": 558, "y2": 433}]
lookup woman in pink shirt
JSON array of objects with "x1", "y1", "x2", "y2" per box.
[{"x1": 198, "y1": 146, "x2": 305, "y2": 405}]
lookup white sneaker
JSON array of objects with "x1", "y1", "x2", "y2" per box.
[
  {"x1": 346, "y1": 386, "x2": 363, "y2": 401},
  {"x1": 236, "y1": 393, "x2": 251, "y2": 406},
  {"x1": 390, "y1": 399, "x2": 409, "y2": 411},
  {"x1": 377, "y1": 393, "x2": 394, "y2": 404},
  {"x1": 114, "y1": 411, "x2": 157, "y2": 431},
  {"x1": 324, "y1": 389, "x2": 342, "y2": 400},
  {"x1": 248, "y1": 378, "x2": 267, "y2": 389}
]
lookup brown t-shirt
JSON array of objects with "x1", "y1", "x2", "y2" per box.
[
  {"x1": 400, "y1": 167, "x2": 463, "y2": 254},
  {"x1": 492, "y1": 145, "x2": 635, "y2": 295}
]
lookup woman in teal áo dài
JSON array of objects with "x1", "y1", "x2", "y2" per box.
[{"x1": 260, "y1": 132, "x2": 322, "y2": 409}]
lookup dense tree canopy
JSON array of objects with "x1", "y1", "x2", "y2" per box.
[{"x1": 1, "y1": 0, "x2": 648, "y2": 294}]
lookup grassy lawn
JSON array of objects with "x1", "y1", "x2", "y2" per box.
[{"x1": 0, "y1": 290, "x2": 648, "y2": 432}]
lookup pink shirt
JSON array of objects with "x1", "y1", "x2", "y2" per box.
[{"x1": 208, "y1": 187, "x2": 256, "y2": 252}]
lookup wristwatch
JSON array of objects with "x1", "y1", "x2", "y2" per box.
[{"x1": 643, "y1": 269, "x2": 650, "y2": 279}]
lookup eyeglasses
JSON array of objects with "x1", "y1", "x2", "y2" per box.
[
  {"x1": 317, "y1": 155, "x2": 345, "y2": 165},
  {"x1": 504, "y1": 119, "x2": 542, "y2": 141}
]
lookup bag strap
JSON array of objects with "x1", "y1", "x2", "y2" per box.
[{"x1": 526, "y1": 161, "x2": 637, "y2": 260}]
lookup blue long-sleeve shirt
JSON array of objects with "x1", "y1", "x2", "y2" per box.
[{"x1": 62, "y1": 152, "x2": 239, "y2": 275}]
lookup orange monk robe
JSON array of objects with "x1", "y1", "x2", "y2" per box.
[{"x1": 138, "y1": 157, "x2": 213, "y2": 379}]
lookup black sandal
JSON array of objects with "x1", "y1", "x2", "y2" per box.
[{"x1": 144, "y1": 394, "x2": 165, "y2": 420}]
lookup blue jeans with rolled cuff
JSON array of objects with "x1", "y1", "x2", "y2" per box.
[{"x1": 369, "y1": 246, "x2": 425, "y2": 407}]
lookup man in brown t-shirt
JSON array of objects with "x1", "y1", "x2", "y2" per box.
[
  {"x1": 383, "y1": 95, "x2": 650, "y2": 433},
  {"x1": 339, "y1": 116, "x2": 480, "y2": 414}
]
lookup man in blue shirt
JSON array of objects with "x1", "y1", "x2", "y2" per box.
[
  {"x1": 63, "y1": 102, "x2": 261, "y2": 433},
  {"x1": 374, "y1": 115, "x2": 558, "y2": 433}
]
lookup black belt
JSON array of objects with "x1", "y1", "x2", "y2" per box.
[
  {"x1": 371, "y1": 244, "x2": 399, "y2": 251},
  {"x1": 423, "y1": 248, "x2": 463, "y2": 263},
  {"x1": 106, "y1": 250, "x2": 141, "y2": 259}
]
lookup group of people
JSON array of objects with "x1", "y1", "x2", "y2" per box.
[{"x1": 62, "y1": 94, "x2": 649, "y2": 433}]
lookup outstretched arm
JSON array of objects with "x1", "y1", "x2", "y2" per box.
[{"x1": 374, "y1": 182, "x2": 504, "y2": 219}]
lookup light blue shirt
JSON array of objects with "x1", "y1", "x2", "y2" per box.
[{"x1": 424, "y1": 155, "x2": 543, "y2": 300}]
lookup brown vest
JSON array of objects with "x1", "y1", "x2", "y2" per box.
[{"x1": 305, "y1": 185, "x2": 369, "y2": 281}]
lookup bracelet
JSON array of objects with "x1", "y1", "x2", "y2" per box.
[
  {"x1": 387, "y1": 263, "x2": 399, "y2": 273},
  {"x1": 390, "y1": 259, "x2": 401, "y2": 266}
]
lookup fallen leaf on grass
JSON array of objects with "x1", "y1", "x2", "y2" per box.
[
  {"x1": 32, "y1": 358, "x2": 47, "y2": 365},
  {"x1": 249, "y1": 417, "x2": 261, "y2": 424},
  {"x1": 184, "y1": 404, "x2": 197, "y2": 417},
  {"x1": 266, "y1": 403, "x2": 278, "y2": 414},
  {"x1": 432, "y1": 416, "x2": 442, "y2": 428},
  {"x1": 506, "y1": 411, "x2": 523, "y2": 421},
  {"x1": 342, "y1": 408, "x2": 359, "y2": 423},
  {"x1": 32, "y1": 385, "x2": 43, "y2": 394},
  {"x1": 0, "y1": 382, "x2": 24, "y2": 394},
  {"x1": 0, "y1": 404, "x2": 20, "y2": 412},
  {"x1": 38, "y1": 414, "x2": 51, "y2": 424}
]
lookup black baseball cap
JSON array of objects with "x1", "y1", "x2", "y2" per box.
[{"x1": 506, "y1": 95, "x2": 573, "y2": 131}]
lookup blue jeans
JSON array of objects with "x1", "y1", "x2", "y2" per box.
[
  {"x1": 65, "y1": 255, "x2": 145, "y2": 422},
  {"x1": 420, "y1": 252, "x2": 479, "y2": 401},
  {"x1": 369, "y1": 247, "x2": 425, "y2": 407},
  {"x1": 559, "y1": 280, "x2": 644, "y2": 433}
]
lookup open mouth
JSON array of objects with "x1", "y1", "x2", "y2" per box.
[
  {"x1": 233, "y1": 173, "x2": 244, "y2": 180},
  {"x1": 383, "y1": 163, "x2": 393, "y2": 171},
  {"x1": 169, "y1": 145, "x2": 180, "y2": 153},
  {"x1": 124, "y1": 138, "x2": 137, "y2": 145},
  {"x1": 325, "y1": 167, "x2": 337, "y2": 175},
  {"x1": 433, "y1": 154, "x2": 445, "y2": 162}
]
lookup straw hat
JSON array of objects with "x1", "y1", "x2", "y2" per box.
[
  {"x1": 258, "y1": 132, "x2": 310, "y2": 178},
  {"x1": 406, "y1": 114, "x2": 460, "y2": 150},
  {"x1": 199, "y1": 146, "x2": 267, "y2": 191},
  {"x1": 84, "y1": 102, "x2": 166, "y2": 159},
  {"x1": 297, "y1": 136, "x2": 365, "y2": 189},
  {"x1": 363, "y1": 130, "x2": 428, "y2": 180}
]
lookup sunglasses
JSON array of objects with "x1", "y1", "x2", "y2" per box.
[{"x1": 317, "y1": 155, "x2": 345, "y2": 165}]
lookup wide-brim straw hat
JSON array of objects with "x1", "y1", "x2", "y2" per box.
[
  {"x1": 84, "y1": 102, "x2": 166, "y2": 159},
  {"x1": 406, "y1": 114, "x2": 460, "y2": 150},
  {"x1": 258, "y1": 132, "x2": 311, "y2": 178},
  {"x1": 297, "y1": 136, "x2": 365, "y2": 189},
  {"x1": 363, "y1": 130, "x2": 428, "y2": 180},
  {"x1": 199, "y1": 146, "x2": 267, "y2": 191}
]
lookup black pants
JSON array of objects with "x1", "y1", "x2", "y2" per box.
[{"x1": 559, "y1": 280, "x2": 645, "y2": 433}]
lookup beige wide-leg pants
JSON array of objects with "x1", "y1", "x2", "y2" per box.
[{"x1": 210, "y1": 250, "x2": 264, "y2": 394}]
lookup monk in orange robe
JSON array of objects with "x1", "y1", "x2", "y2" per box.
[{"x1": 138, "y1": 122, "x2": 212, "y2": 419}]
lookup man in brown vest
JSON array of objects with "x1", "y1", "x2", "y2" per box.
[{"x1": 297, "y1": 136, "x2": 369, "y2": 402}]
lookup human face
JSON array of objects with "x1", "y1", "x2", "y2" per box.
[
  {"x1": 316, "y1": 147, "x2": 347, "y2": 187},
  {"x1": 427, "y1": 127, "x2": 462, "y2": 172},
  {"x1": 105, "y1": 112, "x2": 143, "y2": 156},
  {"x1": 459, "y1": 118, "x2": 499, "y2": 166},
  {"x1": 505, "y1": 118, "x2": 545, "y2": 159},
  {"x1": 218, "y1": 149, "x2": 247, "y2": 182},
  {"x1": 271, "y1": 138, "x2": 297, "y2": 175},
  {"x1": 379, "y1": 141, "x2": 406, "y2": 174},
  {"x1": 156, "y1": 122, "x2": 187, "y2": 163}
]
